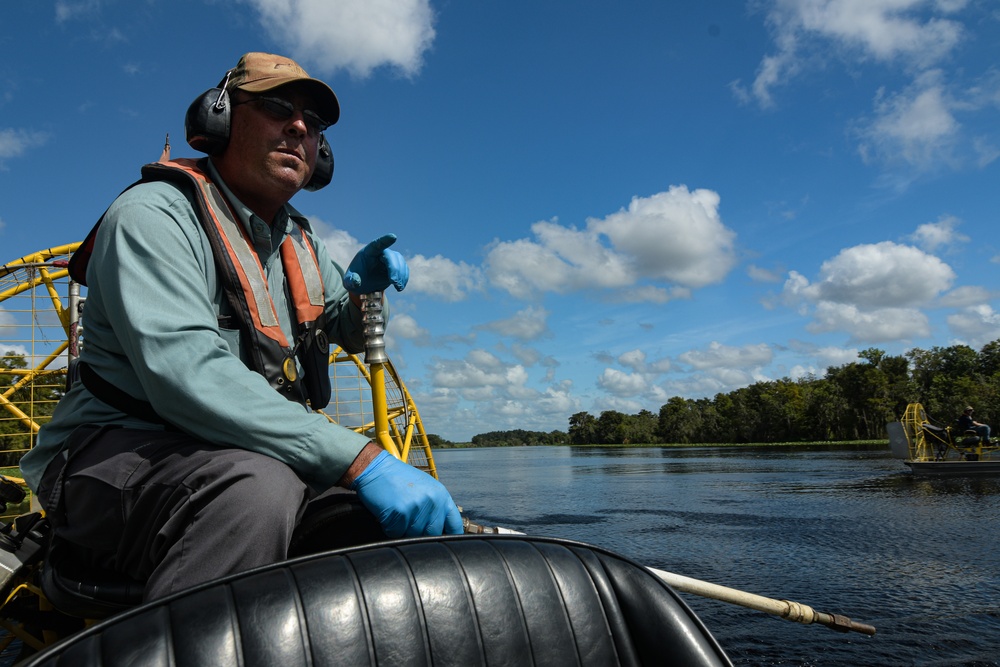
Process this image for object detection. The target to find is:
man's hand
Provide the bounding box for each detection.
[351,450,463,538]
[343,234,409,294]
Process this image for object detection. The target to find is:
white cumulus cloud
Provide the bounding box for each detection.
[597,368,650,397]
[430,349,511,389]
[788,341,861,370]
[858,70,960,168]
[947,305,1000,347]
[808,302,931,342]
[740,0,966,108]
[906,215,969,251]
[387,313,430,344]
[485,186,736,301]
[678,342,773,371]
[782,239,956,342]
[938,286,995,308]
[589,187,737,287]
[0,129,50,162]
[243,0,436,78]
[477,306,550,341]
[406,254,483,301]
[786,241,954,308]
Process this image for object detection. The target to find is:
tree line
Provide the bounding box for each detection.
[436,340,1000,446]
[6,341,1000,452]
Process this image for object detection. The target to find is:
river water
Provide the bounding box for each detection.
[434,444,1000,667]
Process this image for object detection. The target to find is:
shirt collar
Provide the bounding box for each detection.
[204,158,313,239]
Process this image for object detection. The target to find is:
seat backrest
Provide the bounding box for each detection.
[22,535,731,667]
[40,536,145,619]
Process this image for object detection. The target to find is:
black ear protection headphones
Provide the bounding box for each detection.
[184,70,334,192]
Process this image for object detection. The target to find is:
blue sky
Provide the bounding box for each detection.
[2,1,999,441]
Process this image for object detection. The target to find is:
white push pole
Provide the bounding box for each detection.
[646,567,876,636]
[461,519,876,636]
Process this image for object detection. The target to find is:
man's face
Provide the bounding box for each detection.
[215,83,324,216]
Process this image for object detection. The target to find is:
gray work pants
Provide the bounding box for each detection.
[37,425,312,601]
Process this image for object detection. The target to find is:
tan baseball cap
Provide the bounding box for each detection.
[223,52,340,125]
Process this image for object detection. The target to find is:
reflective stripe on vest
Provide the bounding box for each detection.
[140,158,329,408]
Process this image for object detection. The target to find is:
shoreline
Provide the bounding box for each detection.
[434,440,888,449]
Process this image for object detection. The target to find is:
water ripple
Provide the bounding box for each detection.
[437,445,1000,666]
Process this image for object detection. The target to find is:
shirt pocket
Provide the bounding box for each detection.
[218,326,242,357]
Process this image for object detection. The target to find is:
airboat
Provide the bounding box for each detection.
[888,402,1000,475]
[1,243,874,665]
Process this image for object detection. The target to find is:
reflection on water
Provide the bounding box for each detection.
[436,445,1000,667]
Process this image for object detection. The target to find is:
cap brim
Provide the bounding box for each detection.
[237,77,340,126]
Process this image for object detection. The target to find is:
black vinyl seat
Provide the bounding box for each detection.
[40,536,145,620]
[21,535,732,667]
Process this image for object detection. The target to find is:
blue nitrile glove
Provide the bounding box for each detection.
[351,451,464,538]
[343,234,409,293]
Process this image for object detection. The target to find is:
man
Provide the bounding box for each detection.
[19,52,463,601]
[957,406,992,445]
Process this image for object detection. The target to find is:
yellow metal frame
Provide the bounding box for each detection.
[0,243,442,653]
[1,245,77,462]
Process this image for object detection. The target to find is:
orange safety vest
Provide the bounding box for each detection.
[70,158,332,413]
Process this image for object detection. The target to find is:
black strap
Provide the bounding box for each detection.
[79,361,172,428]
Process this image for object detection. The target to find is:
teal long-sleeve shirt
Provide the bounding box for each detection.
[20,160,373,492]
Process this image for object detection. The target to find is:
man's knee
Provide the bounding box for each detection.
[196,451,308,522]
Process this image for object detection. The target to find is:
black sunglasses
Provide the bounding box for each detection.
[235,95,330,133]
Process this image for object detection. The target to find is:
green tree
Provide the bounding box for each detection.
[720,387,761,443]
[568,411,597,444]
[858,347,886,366]
[802,378,849,440]
[624,409,658,444]
[977,340,1000,378]
[595,410,628,444]
[425,433,452,448]
[826,362,890,439]
[658,397,703,443]
[880,354,916,419]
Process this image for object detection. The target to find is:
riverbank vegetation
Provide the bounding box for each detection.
[5,342,999,452]
[433,341,1000,447]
